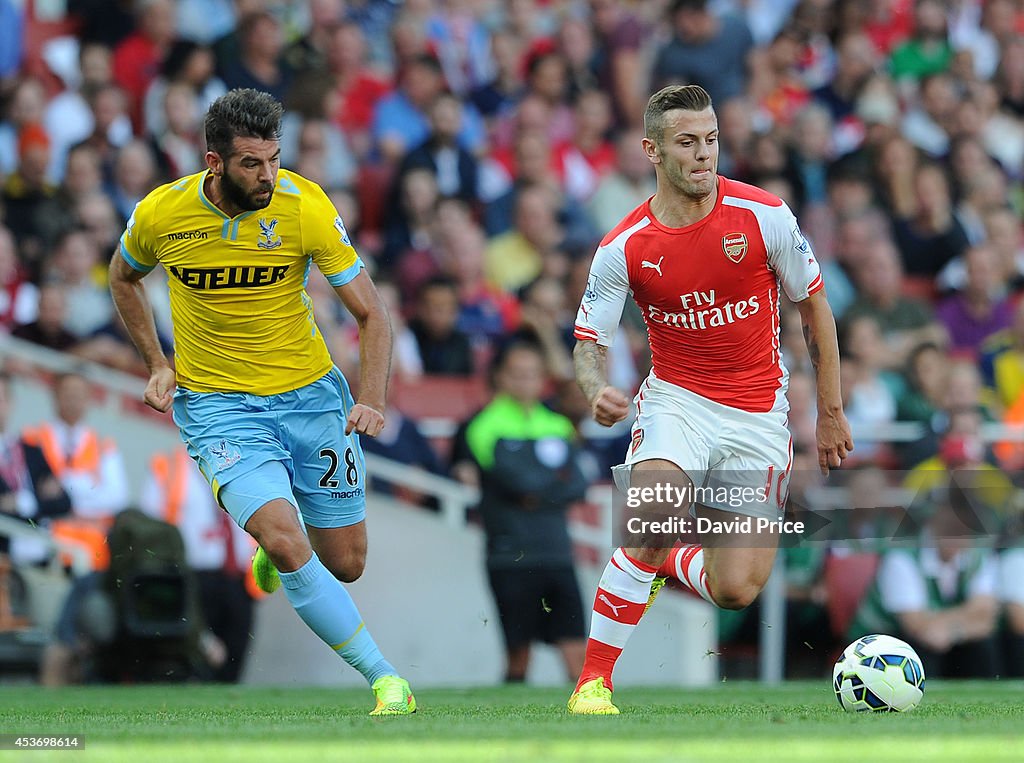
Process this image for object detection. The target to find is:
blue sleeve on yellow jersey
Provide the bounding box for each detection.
[119,195,159,273]
[299,178,364,287]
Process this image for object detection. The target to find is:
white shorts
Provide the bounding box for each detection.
[613,373,793,520]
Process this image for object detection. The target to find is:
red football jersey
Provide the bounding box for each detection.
[574,176,823,413]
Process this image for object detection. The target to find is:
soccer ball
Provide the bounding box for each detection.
[833,634,925,712]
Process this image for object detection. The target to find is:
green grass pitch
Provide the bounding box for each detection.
[1,681,1022,762]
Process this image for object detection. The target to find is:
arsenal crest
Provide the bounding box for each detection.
[722,232,747,263]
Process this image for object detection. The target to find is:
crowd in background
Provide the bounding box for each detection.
[3,0,1024,679]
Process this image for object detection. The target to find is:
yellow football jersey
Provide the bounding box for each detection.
[119,168,362,394]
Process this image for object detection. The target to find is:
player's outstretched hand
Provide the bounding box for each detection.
[144,365,176,412]
[592,385,630,427]
[346,403,384,437]
[816,409,854,475]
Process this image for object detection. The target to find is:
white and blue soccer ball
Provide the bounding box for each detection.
[833,634,926,713]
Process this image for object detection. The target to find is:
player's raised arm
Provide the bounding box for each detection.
[109,248,175,413]
[796,289,853,474]
[334,270,393,437]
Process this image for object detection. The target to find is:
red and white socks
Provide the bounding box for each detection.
[657,544,715,605]
[575,548,657,692]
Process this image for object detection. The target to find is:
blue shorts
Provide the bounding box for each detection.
[172,368,366,530]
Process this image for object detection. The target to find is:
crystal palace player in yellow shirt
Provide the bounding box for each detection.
[109,88,415,715]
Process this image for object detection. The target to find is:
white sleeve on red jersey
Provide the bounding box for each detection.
[574,242,630,347]
[762,202,824,302]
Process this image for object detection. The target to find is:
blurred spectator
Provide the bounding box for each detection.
[0,225,37,333]
[896,342,949,426]
[839,314,900,461]
[893,162,970,277]
[849,485,999,679]
[11,283,80,353]
[748,25,811,131]
[221,11,291,104]
[74,192,122,259]
[587,0,647,127]
[425,0,494,97]
[484,128,561,236]
[395,92,480,204]
[844,238,944,368]
[651,0,754,105]
[469,28,524,122]
[112,0,178,130]
[2,123,57,268]
[43,43,130,185]
[499,52,576,149]
[106,140,159,223]
[902,72,958,157]
[517,276,574,384]
[552,89,616,203]
[22,372,129,573]
[889,0,953,82]
[995,36,1024,118]
[905,403,1012,509]
[409,277,475,376]
[442,222,520,348]
[372,53,485,164]
[71,83,132,183]
[586,128,656,235]
[485,183,564,293]
[382,166,442,282]
[324,20,391,161]
[47,228,113,339]
[282,0,346,76]
[279,80,357,190]
[451,340,588,682]
[0,78,47,179]
[374,280,423,382]
[787,101,835,211]
[935,244,1013,356]
[148,83,205,179]
[812,31,878,127]
[60,145,105,212]
[555,17,598,102]
[139,447,257,682]
[0,371,71,566]
[142,40,226,139]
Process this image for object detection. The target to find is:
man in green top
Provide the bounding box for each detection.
[849,485,999,677]
[452,340,589,683]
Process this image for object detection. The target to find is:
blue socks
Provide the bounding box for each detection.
[278,554,396,686]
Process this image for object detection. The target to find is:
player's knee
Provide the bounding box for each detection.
[250,524,311,571]
[711,582,760,611]
[328,554,365,583]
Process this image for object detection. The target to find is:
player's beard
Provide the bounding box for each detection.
[221,168,274,211]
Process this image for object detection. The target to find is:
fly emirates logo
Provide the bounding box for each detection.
[646,289,760,331]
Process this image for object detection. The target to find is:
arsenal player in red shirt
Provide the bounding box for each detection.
[568,84,853,714]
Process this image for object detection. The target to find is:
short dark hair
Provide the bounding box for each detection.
[204,88,284,158]
[643,84,713,142]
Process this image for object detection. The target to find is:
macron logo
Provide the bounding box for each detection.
[599,594,628,618]
[641,256,664,277]
[166,230,209,240]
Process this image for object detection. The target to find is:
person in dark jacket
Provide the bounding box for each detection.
[452,340,588,682]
